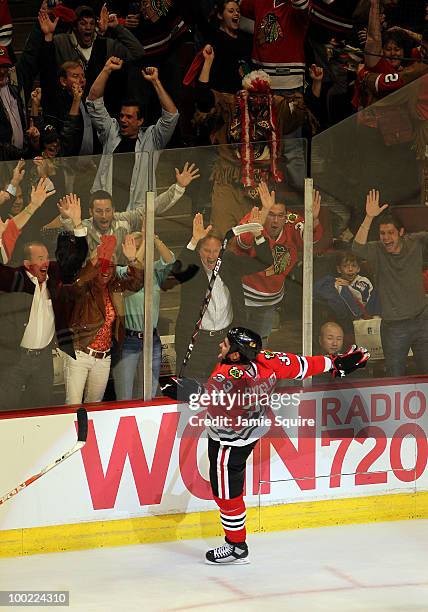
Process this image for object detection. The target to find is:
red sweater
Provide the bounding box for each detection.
[240,0,309,90]
[235,210,323,307]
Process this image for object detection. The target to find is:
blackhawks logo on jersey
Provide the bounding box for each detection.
[229,366,244,379]
[262,351,276,359]
[257,13,283,46]
[273,244,291,275]
[265,244,291,277]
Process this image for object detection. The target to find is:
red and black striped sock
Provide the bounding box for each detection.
[213,494,246,544]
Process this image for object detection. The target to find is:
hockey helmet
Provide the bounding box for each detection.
[226,327,262,363]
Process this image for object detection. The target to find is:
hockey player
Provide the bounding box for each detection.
[162,327,369,565]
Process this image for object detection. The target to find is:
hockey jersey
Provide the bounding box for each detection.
[202,350,329,445]
[240,0,309,90]
[309,0,358,41]
[236,210,323,307]
[367,62,428,98]
[360,60,428,131]
[123,0,198,58]
[353,57,396,113]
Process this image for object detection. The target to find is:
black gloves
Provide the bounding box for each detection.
[330,345,370,378]
[160,376,204,401]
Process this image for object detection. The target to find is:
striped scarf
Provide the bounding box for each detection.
[236,89,283,188]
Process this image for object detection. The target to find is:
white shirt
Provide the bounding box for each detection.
[200,268,233,331]
[20,226,88,349]
[20,273,55,350]
[186,241,234,330]
[77,43,92,62]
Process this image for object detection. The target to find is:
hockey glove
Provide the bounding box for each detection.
[160,376,204,401]
[330,345,370,378]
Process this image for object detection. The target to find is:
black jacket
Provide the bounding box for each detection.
[0,232,88,368]
[40,40,101,156]
[173,239,273,346]
[0,26,44,150]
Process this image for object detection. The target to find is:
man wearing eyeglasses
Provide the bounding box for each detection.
[235,181,322,345]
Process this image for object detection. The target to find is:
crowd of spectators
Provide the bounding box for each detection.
[0,0,427,410]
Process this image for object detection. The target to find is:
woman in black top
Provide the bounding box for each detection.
[204,1,252,94]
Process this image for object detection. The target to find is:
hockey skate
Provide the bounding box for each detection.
[205,539,249,565]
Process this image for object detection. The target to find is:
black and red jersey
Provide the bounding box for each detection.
[240,0,309,90]
[236,211,323,307]
[309,0,358,41]
[202,351,329,446]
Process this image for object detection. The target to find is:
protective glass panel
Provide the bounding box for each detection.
[0,151,147,411]
[312,74,428,382]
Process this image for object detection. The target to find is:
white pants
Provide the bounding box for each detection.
[64,350,111,405]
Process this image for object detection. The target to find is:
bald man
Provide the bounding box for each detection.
[319,322,344,356]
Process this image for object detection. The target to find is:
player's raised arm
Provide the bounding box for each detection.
[258,346,369,380]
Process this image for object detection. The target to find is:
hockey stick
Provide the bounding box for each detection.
[178,222,263,377]
[0,408,88,506]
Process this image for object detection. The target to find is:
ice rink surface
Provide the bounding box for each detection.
[0,520,427,612]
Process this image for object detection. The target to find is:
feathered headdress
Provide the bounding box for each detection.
[241,69,272,93]
[238,70,283,187]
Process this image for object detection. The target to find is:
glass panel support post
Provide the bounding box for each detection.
[143,190,155,401]
[302,178,314,387]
